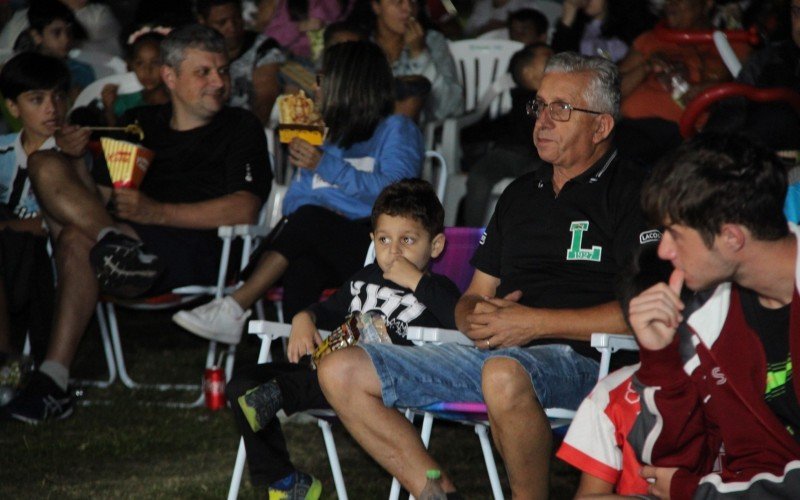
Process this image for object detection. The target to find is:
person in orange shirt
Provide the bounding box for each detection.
[618,0,751,125]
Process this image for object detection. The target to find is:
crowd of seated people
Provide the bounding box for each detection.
[0,0,799,499]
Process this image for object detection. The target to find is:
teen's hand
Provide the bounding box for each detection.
[628,270,685,351]
[288,312,322,363]
[101,84,119,112]
[113,188,165,224]
[383,255,423,291]
[640,466,678,499]
[289,138,322,170]
[404,17,426,57]
[55,124,91,158]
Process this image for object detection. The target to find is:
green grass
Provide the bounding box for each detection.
[1,307,580,499]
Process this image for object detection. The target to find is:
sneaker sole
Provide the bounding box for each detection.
[172,311,243,345]
[90,242,164,298]
[9,404,73,425]
[306,478,322,500]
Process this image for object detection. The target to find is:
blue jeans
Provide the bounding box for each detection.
[359,343,599,410]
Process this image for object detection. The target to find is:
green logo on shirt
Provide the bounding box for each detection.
[566,221,602,262]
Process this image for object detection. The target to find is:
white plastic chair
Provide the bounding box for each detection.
[69,48,127,79]
[439,40,522,225]
[482,176,516,227]
[477,28,509,40]
[71,72,143,111]
[94,202,272,406]
[228,241,378,499]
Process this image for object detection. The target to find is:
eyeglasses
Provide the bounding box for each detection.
[526,99,604,122]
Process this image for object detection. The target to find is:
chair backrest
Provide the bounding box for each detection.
[448,39,523,119]
[69,48,127,79]
[264,181,289,230]
[423,150,448,203]
[476,28,509,40]
[71,72,143,111]
[430,227,484,293]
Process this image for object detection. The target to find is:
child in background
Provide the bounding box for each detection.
[0,52,91,412]
[226,179,461,499]
[26,0,95,96]
[556,244,673,497]
[101,27,170,126]
[461,42,552,227]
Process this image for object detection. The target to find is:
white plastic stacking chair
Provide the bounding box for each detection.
[438,40,522,225]
[94,201,272,407]
[71,71,142,111]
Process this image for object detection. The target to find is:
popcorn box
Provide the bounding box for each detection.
[100,137,155,189]
[277,124,325,146]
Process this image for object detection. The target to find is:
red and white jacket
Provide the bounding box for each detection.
[558,364,650,495]
[630,229,800,499]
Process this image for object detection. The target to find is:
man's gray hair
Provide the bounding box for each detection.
[544,52,620,121]
[161,24,227,69]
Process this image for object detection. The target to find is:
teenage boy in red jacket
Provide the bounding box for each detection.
[628,133,800,499]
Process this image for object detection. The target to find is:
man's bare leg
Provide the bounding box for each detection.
[229,250,288,308]
[28,151,114,239]
[482,357,551,500]
[43,226,98,368]
[318,348,458,496]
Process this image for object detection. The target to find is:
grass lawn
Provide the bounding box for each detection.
[1,306,581,499]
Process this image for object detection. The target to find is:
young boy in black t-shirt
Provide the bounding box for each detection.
[226,178,461,499]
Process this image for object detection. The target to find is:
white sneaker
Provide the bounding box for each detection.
[172,297,252,344]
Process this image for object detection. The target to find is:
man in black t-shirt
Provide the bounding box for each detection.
[319,52,657,498]
[2,25,271,424]
[627,134,800,498]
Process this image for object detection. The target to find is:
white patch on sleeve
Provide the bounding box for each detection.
[312,156,375,190]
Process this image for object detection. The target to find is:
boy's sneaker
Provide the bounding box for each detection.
[89,232,163,298]
[238,379,283,433]
[268,471,322,500]
[172,297,251,344]
[2,371,73,424]
[0,353,34,406]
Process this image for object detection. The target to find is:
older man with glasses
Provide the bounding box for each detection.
[318,52,657,499]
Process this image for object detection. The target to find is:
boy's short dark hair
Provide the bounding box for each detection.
[509,42,549,87]
[0,52,70,100]
[371,179,445,237]
[642,132,789,247]
[508,8,549,37]
[195,0,241,19]
[28,0,85,39]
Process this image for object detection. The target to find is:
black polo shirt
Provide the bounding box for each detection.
[471,148,659,357]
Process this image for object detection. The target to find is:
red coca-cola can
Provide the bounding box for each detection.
[204,366,226,411]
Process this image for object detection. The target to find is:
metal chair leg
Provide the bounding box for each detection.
[318,418,348,500]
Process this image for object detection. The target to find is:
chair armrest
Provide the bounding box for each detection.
[217,224,271,239]
[406,327,474,346]
[248,320,332,339]
[590,332,639,352]
[591,332,639,379]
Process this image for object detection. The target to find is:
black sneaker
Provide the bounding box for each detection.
[89,232,163,298]
[2,371,73,424]
[239,379,283,433]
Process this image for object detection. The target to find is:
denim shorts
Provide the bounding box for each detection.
[359,342,599,410]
